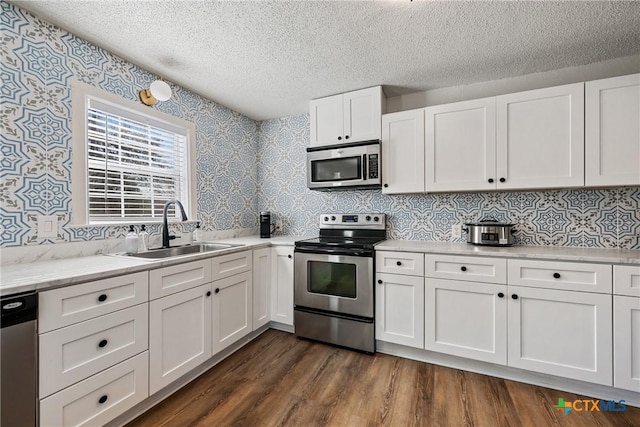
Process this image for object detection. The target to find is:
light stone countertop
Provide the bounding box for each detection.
[376,240,640,265]
[0,235,305,296]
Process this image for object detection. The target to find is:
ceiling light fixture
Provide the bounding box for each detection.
[139,79,172,106]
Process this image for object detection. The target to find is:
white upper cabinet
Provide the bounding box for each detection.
[310,86,385,147]
[425,98,497,192]
[496,83,585,190]
[586,73,640,187]
[381,109,425,194]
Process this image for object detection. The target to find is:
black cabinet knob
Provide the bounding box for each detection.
[383,184,388,188]
[396,261,402,266]
[498,292,504,298]
[345,135,349,139]
[337,136,342,141]
[511,294,518,300]
[288,254,292,259]
[97,294,107,302]
[377,280,382,284]
[215,288,220,294]
[98,395,108,404]
[499,178,506,183]
[488,178,494,183]
[98,339,108,348]
[460,266,467,272]
[206,291,212,297]
[553,272,561,279]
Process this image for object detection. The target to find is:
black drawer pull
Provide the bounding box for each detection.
[498,292,504,298]
[97,294,107,302]
[511,294,518,300]
[460,266,467,272]
[288,254,292,259]
[98,395,108,404]
[377,280,382,284]
[206,291,212,297]
[488,178,494,183]
[553,272,561,279]
[396,261,402,266]
[98,339,108,348]
[215,288,220,294]
[499,178,506,183]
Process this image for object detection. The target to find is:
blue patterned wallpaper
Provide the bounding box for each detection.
[1,2,258,247]
[3,2,639,251]
[257,114,640,249]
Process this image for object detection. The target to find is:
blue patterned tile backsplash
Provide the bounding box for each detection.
[2,2,639,250]
[257,115,640,250]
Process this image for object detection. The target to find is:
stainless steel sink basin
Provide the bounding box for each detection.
[114,243,242,259]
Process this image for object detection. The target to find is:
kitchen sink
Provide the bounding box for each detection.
[113,243,243,259]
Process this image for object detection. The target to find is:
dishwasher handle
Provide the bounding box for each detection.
[1,291,37,328]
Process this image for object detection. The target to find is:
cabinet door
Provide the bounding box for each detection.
[375,272,424,348]
[613,295,640,392]
[253,248,272,330]
[271,246,294,325]
[343,86,383,143]
[149,285,212,395]
[381,109,425,194]
[496,83,584,189]
[586,73,640,187]
[425,98,497,192]
[507,286,612,385]
[212,271,253,354]
[425,279,507,364]
[310,94,343,146]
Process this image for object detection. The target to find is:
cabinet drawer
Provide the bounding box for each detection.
[614,265,640,297]
[39,303,148,398]
[211,250,252,281]
[376,251,424,276]
[508,260,612,293]
[425,254,506,284]
[40,352,148,427]
[149,259,212,299]
[39,272,148,333]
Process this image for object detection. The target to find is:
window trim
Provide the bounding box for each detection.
[71,80,197,225]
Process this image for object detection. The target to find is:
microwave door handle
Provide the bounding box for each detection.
[362,154,367,180]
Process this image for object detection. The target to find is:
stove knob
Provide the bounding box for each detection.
[323,216,329,222]
[373,216,379,222]
[331,216,336,221]
[366,216,371,221]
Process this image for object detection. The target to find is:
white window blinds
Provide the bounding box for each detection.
[86,100,189,222]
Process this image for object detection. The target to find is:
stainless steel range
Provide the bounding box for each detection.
[294,213,386,353]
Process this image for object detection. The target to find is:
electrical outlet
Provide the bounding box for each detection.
[38,215,58,238]
[451,224,462,240]
[275,219,283,232]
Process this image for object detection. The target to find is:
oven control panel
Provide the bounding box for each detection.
[319,213,386,229]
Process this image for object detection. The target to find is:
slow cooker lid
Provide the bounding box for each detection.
[465,221,514,226]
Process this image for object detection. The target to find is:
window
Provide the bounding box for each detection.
[71,81,196,225]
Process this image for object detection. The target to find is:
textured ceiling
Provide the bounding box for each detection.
[11,0,640,121]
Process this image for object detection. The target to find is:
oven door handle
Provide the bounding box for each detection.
[294,247,373,257]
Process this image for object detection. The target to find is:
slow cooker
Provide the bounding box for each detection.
[463,221,515,246]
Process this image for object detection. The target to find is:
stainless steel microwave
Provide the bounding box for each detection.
[306,140,381,190]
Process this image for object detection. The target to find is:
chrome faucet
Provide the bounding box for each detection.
[162,199,188,248]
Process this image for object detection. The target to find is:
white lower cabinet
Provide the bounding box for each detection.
[507,285,612,385]
[252,248,272,330]
[270,246,294,325]
[40,352,148,427]
[375,272,424,348]
[425,278,507,365]
[614,295,640,392]
[212,271,253,354]
[149,284,212,395]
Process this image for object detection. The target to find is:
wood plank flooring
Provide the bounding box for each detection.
[127,330,640,427]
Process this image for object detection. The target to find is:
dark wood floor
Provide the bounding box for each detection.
[127,330,640,427]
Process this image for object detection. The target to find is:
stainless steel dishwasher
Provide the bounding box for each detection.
[1,291,38,427]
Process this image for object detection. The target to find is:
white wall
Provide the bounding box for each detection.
[386,54,640,113]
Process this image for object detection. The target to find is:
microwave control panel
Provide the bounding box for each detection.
[368,154,379,179]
